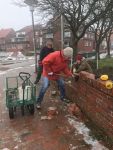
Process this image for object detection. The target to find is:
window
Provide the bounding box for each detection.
[84,41,92,47]
[11,38,15,42]
[40,37,42,46]
[64,41,70,47]
[84,41,88,46]
[35,32,38,35]
[64,31,71,38]
[91,35,94,39]
[84,34,88,38]
[46,33,53,38]
[89,42,92,46]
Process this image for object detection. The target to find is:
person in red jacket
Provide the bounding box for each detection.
[36,47,73,109]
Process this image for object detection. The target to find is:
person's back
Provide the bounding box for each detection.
[40,45,54,61]
[77,59,93,73]
[72,54,93,74]
[42,50,71,80]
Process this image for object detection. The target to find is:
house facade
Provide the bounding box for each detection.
[0,25,43,55]
[0,29,15,51]
[51,16,95,52]
[0,19,112,56]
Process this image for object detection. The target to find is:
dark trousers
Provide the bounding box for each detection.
[35,65,43,82]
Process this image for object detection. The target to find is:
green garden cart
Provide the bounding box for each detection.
[6,72,36,119]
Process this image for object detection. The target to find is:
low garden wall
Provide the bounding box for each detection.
[65,71,113,140]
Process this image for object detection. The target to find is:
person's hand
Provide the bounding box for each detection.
[48,72,54,76]
[71,74,75,78]
[73,73,79,76]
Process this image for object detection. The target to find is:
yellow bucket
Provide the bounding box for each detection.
[105,81,113,89]
[100,75,108,81]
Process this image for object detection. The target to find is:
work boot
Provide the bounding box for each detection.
[34,80,39,84]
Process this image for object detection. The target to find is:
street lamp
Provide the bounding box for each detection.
[61,14,64,49]
[24,0,37,73]
[29,6,37,73]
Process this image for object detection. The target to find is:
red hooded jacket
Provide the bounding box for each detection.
[42,51,72,80]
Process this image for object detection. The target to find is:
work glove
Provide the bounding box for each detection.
[73,73,79,81]
[48,72,54,76]
[73,73,79,76]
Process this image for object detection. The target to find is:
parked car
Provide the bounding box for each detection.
[4,57,16,61]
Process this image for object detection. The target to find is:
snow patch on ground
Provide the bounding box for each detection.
[0,71,6,75]
[28,56,34,60]
[68,116,108,150]
[0,64,35,76]
[7,67,23,72]
[90,50,113,59]
[30,64,35,67]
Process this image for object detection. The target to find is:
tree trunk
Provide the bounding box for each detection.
[72,39,78,63]
[106,33,111,58]
[95,43,101,69]
[95,43,100,60]
[106,42,111,58]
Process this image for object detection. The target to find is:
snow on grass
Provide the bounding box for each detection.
[68,116,108,150]
[90,50,113,59]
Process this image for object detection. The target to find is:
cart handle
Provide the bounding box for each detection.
[19,72,31,82]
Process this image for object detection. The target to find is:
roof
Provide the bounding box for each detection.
[0,28,15,38]
[17,24,43,33]
[17,25,32,33]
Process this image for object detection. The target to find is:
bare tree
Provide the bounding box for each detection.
[13,0,113,61]
[34,0,113,60]
[93,19,113,59]
[91,8,113,60]
[105,29,113,58]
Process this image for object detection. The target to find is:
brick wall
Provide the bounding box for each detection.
[65,71,113,140]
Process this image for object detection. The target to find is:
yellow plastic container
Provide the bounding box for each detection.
[100,75,108,81]
[105,81,113,89]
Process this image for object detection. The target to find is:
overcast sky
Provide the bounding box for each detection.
[0,0,33,31]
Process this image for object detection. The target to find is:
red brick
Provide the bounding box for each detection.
[65,74,113,140]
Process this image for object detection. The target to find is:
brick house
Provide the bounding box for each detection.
[42,17,111,56]
[0,28,15,51]
[0,25,43,55]
[78,29,95,53]
[11,24,43,54]
[51,16,95,52]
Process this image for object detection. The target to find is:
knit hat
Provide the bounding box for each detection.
[76,54,83,61]
[63,47,73,58]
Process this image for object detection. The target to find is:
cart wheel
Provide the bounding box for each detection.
[21,106,24,116]
[9,107,14,119]
[28,104,34,115]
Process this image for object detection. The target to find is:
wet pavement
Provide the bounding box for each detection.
[0,62,109,150]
